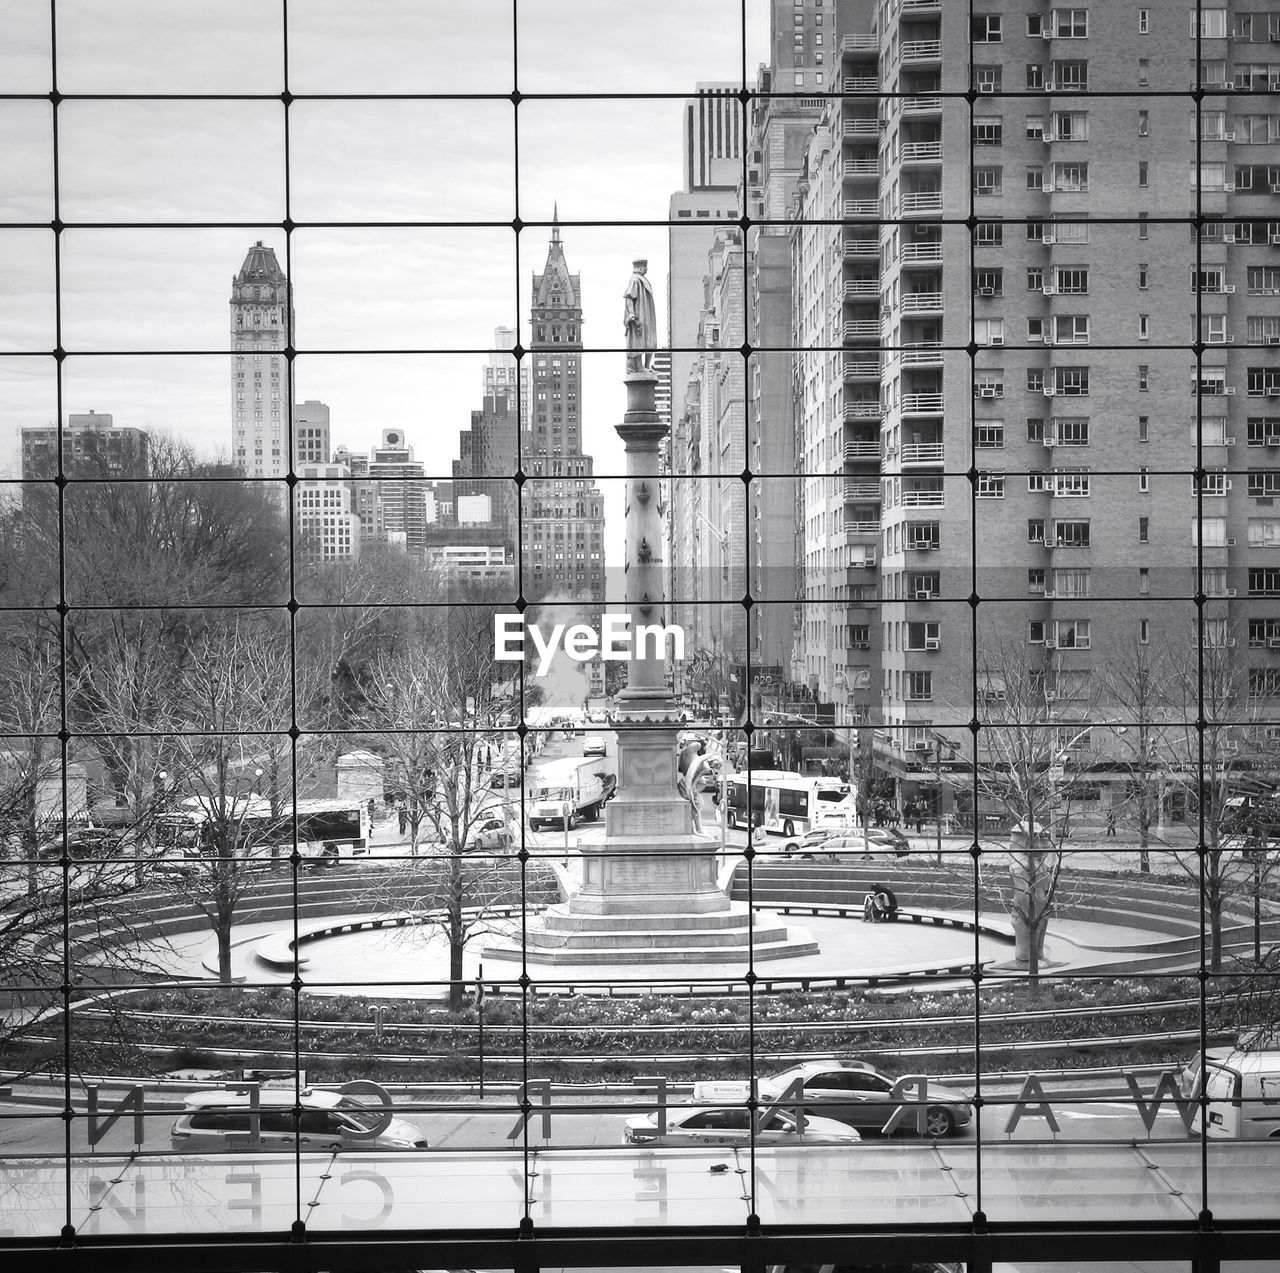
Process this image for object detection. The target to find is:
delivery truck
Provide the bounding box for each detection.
[527,756,612,831]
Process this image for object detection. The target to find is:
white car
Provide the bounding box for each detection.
[170,1088,427,1151]
[582,735,607,758]
[623,1104,861,1147]
[695,1060,971,1139]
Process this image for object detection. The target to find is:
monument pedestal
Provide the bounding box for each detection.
[484,359,817,970]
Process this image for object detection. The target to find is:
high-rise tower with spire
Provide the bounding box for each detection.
[523,213,606,621]
[230,241,293,482]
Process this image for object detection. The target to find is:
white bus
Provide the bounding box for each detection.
[723,771,857,837]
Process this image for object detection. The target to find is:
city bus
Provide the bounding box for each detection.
[723,771,857,837]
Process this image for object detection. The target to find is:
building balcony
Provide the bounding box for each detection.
[843,278,879,299]
[902,0,942,11]
[842,197,878,217]
[845,399,884,419]
[845,479,883,501]
[901,488,946,508]
[842,75,880,93]
[901,291,943,313]
[902,95,943,115]
[901,442,945,465]
[843,158,880,181]
[843,355,881,381]
[899,240,943,264]
[841,33,879,54]
[901,190,944,215]
[899,342,944,366]
[843,118,880,138]
[901,140,942,163]
[902,392,945,413]
[900,39,942,64]
[844,439,881,460]
[844,517,880,536]
[843,235,880,257]
[843,319,882,342]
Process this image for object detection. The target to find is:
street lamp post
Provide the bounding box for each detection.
[927,732,958,865]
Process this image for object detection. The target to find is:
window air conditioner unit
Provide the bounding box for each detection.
[1221,83,1234,91]
[990,334,1005,345]
[979,286,996,296]
[914,589,936,600]
[924,636,941,649]
[1225,437,1237,445]
[1226,537,1238,545]
[1042,284,1056,295]
[1223,285,1236,293]
[1042,589,1056,599]
[1226,638,1238,648]
[1042,232,1056,244]
[1271,234,1280,245]
[1044,437,1057,447]
[1042,182,1056,193]
[979,82,995,93]
[980,386,998,398]
[1225,386,1237,394]
[1044,385,1057,396]
[1223,132,1236,141]
[1226,588,1238,597]
[1269,638,1280,649]
[1266,434,1280,445]
[1223,234,1236,244]
[1270,389,1280,397]
[1044,638,1057,648]
[1267,336,1280,345]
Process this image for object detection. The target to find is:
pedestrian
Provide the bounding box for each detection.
[915,803,925,835]
[1106,806,1117,837]
[396,798,407,836]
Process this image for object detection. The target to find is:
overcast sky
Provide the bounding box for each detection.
[0,0,773,563]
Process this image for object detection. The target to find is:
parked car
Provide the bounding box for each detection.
[470,816,516,851]
[779,826,909,860]
[170,1088,427,1151]
[582,735,607,758]
[623,1104,861,1147]
[35,826,120,861]
[694,1060,971,1139]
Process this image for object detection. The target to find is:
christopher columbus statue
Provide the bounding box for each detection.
[623,259,658,373]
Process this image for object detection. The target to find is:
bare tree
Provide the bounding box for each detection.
[1100,638,1178,873]
[970,637,1099,989]
[1166,629,1273,972]
[362,605,525,1009]
[164,616,308,984]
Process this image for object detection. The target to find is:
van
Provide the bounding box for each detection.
[170,1088,428,1151]
[1190,1048,1280,1139]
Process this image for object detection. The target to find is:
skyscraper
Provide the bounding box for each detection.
[791,0,1280,815]
[523,216,606,612]
[369,427,430,553]
[230,242,293,482]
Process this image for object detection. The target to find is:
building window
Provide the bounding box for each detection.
[1139,160,1149,187]
[906,672,933,701]
[1138,110,1149,136]
[1028,518,1045,542]
[1139,314,1150,340]
[1138,263,1149,289]
[1139,8,1149,33]
[972,14,1002,42]
[973,118,1003,145]
[1139,365,1150,391]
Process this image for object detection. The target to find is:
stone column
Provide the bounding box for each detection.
[570,370,728,915]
